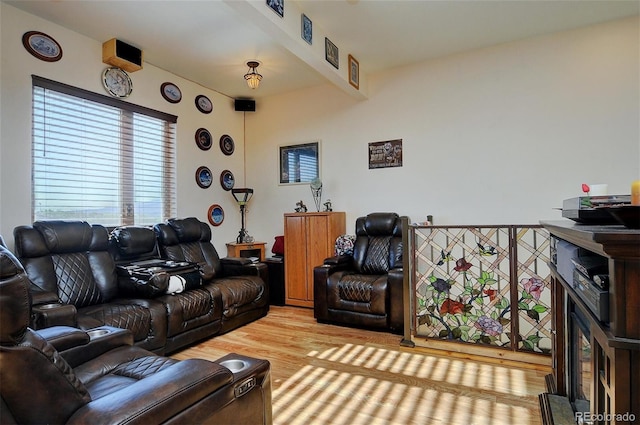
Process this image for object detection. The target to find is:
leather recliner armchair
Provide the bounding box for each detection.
[0,238,274,425]
[154,217,270,334]
[313,212,409,333]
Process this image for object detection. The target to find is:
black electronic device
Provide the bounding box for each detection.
[573,269,609,322]
[234,99,256,112]
[561,195,630,224]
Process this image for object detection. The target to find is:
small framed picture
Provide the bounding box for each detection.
[22,31,63,62]
[220,134,235,156]
[279,141,320,185]
[195,128,212,151]
[301,14,312,45]
[160,82,182,103]
[348,55,359,90]
[207,204,225,226]
[220,169,235,191]
[195,95,213,114]
[325,38,338,69]
[195,166,213,188]
[267,0,284,17]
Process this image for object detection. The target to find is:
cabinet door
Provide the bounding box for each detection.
[306,215,330,298]
[284,215,308,303]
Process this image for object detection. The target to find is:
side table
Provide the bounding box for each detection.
[226,242,266,261]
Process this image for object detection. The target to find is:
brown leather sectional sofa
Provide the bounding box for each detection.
[12,217,270,355]
[0,237,272,424]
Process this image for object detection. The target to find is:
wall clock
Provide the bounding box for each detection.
[102,67,132,98]
[160,82,182,103]
[22,31,63,62]
[195,95,213,114]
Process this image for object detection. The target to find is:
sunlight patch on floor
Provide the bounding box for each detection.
[272,343,537,425]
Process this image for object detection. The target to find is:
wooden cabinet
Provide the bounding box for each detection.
[284,212,346,308]
[540,221,640,424]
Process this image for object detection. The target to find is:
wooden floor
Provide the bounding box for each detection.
[173,306,550,425]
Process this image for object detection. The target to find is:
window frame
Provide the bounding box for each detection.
[31,75,178,226]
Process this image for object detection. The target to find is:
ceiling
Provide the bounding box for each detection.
[6,0,639,100]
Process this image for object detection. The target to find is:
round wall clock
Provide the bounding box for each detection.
[195,95,213,114]
[160,82,182,103]
[207,204,224,226]
[219,134,235,156]
[195,166,213,188]
[102,67,132,98]
[22,31,63,62]
[220,169,235,191]
[195,128,212,151]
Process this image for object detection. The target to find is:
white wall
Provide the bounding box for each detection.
[0,4,247,253]
[2,5,638,256]
[245,16,640,248]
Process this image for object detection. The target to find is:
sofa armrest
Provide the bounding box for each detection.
[221,259,268,282]
[388,267,404,332]
[31,302,77,329]
[323,254,352,267]
[67,359,233,425]
[35,326,89,352]
[60,326,134,368]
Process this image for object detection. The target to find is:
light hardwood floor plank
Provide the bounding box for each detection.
[172,306,549,425]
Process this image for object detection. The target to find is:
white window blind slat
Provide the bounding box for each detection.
[32,80,176,226]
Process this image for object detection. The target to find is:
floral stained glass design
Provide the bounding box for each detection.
[411,225,551,354]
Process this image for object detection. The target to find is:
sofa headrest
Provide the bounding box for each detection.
[356,213,401,237]
[168,217,210,243]
[110,226,157,257]
[0,244,31,345]
[33,221,94,254]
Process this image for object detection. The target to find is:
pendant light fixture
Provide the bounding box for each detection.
[244,61,262,89]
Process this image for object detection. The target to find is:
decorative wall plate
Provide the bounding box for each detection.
[207,204,224,226]
[220,169,235,191]
[195,95,213,114]
[195,166,213,188]
[195,128,212,151]
[160,82,182,103]
[219,134,235,156]
[22,31,63,62]
[102,67,133,98]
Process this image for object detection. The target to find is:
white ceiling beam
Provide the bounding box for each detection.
[224,0,368,100]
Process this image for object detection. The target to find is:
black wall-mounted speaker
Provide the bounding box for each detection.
[235,99,256,112]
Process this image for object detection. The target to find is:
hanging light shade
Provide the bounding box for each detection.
[244,61,262,89]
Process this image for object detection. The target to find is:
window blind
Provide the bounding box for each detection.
[32,76,177,226]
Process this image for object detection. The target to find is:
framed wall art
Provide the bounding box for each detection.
[207,204,225,226]
[279,141,320,184]
[348,54,359,90]
[267,0,284,17]
[195,128,212,151]
[160,82,182,103]
[195,166,213,188]
[195,95,213,114]
[220,134,235,156]
[368,139,403,169]
[301,14,312,45]
[220,169,235,191]
[325,38,338,69]
[22,31,62,62]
